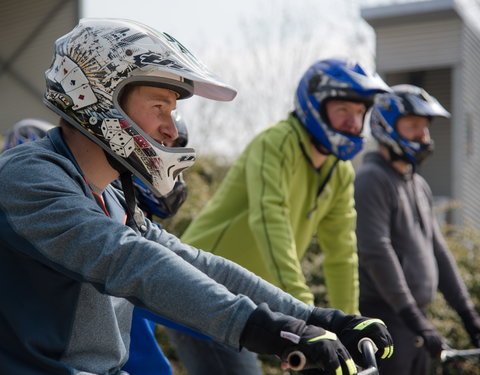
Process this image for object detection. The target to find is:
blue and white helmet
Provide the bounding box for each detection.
[294,59,390,160]
[44,18,236,196]
[371,84,450,165]
[3,118,54,151]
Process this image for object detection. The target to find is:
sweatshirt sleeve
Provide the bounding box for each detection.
[0,149,313,349]
[242,128,314,304]
[354,166,417,312]
[145,224,314,319]
[316,163,359,314]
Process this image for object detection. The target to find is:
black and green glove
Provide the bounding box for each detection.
[240,303,357,374]
[307,308,394,368]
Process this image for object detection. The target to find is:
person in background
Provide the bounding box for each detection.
[0,19,393,375]
[355,84,480,375]
[171,58,391,374]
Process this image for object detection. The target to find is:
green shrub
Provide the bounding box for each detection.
[428,224,480,375]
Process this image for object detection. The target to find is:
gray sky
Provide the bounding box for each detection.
[81,0,410,60]
[81,0,424,156]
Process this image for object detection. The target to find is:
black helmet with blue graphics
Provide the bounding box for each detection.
[371,84,450,165]
[294,58,390,160]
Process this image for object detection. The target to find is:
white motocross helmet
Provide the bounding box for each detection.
[44,18,237,196]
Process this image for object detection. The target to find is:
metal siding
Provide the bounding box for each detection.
[375,18,462,72]
[0,0,79,134]
[459,24,480,226]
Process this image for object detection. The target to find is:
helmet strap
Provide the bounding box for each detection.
[311,137,331,156]
[105,152,146,232]
[385,145,416,173]
[120,171,147,232]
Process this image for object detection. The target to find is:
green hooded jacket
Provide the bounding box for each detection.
[182,114,359,313]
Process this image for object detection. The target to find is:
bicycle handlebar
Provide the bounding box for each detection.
[286,350,308,371]
[286,338,379,374]
[440,347,480,362]
[358,338,379,375]
[415,335,480,362]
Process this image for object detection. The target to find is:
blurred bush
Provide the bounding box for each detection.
[428,223,480,375]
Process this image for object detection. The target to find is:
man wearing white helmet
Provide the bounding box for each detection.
[0,19,392,375]
[355,84,480,374]
[175,58,392,374]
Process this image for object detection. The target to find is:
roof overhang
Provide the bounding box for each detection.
[361,0,460,27]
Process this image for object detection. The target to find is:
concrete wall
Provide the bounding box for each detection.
[0,0,79,135]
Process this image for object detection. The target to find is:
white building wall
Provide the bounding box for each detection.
[375,17,462,72]
[458,24,480,226]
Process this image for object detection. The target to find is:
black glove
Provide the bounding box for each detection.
[240,303,357,374]
[458,308,480,347]
[307,308,394,368]
[399,304,445,358]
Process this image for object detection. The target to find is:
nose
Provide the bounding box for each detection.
[419,127,430,143]
[343,113,363,135]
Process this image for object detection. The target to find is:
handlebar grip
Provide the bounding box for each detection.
[358,338,378,370]
[287,339,381,373]
[287,350,307,371]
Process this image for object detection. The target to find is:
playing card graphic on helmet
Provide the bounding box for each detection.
[44,18,237,196]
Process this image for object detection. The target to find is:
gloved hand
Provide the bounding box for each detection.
[240,303,357,374]
[399,304,445,358]
[307,307,393,369]
[458,308,480,347]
